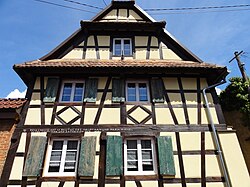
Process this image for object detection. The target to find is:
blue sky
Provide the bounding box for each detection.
[0,0,250,98]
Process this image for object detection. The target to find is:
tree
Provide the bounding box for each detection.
[219,77,250,128]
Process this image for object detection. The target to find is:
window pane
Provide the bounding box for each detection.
[127,161,138,171]
[139,83,148,101]
[127,150,137,160]
[142,161,153,171]
[114,40,121,55]
[61,83,72,101]
[127,140,137,149]
[141,140,151,149]
[65,151,77,161]
[67,141,78,150]
[127,83,136,101]
[124,40,131,55]
[73,83,84,101]
[64,162,76,172]
[52,141,63,150]
[50,151,62,161]
[142,150,152,160]
[48,164,60,172]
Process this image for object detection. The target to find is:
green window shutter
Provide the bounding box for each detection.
[23,136,47,177]
[157,136,176,176]
[106,136,123,176]
[84,78,98,102]
[112,78,125,102]
[78,136,97,177]
[43,77,60,102]
[151,78,165,103]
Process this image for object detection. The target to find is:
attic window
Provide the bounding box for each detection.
[113,38,132,56]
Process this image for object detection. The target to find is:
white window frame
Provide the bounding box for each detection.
[43,138,80,177]
[126,80,150,102]
[59,80,85,102]
[124,138,157,175]
[113,38,132,56]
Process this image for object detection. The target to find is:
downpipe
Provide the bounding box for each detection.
[202,79,232,187]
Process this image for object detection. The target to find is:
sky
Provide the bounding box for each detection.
[0,0,250,98]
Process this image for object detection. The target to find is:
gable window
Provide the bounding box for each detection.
[60,81,85,102]
[44,139,80,177]
[124,138,157,175]
[126,81,149,102]
[113,38,132,56]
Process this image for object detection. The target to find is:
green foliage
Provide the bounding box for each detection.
[219,77,250,127]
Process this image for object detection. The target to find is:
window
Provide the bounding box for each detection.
[126,81,149,102]
[124,138,157,175]
[113,38,132,56]
[44,139,80,177]
[60,81,85,102]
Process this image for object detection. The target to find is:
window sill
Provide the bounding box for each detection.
[42,176,76,181]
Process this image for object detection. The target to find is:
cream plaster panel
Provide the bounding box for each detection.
[173,108,185,124]
[79,185,97,187]
[103,10,117,20]
[9,157,23,180]
[98,77,108,89]
[54,118,62,125]
[45,108,53,125]
[56,106,80,124]
[210,108,219,124]
[25,108,41,125]
[94,155,99,179]
[99,49,110,59]
[85,48,97,59]
[182,78,197,90]
[187,108,197,124]
[218,132,250,187]
[41,182,60,187]
[173,155,181,178]
[97,36,110,46]
[107,132,121,136]
[186,184,201,187]
[99,108,120,124]
[63,182,75,187]
[84,108,98,124]
[201,108,208,124]
[34,77,40,89]
[163,78,179,90]
[201,93,213,104]
[125,181,137,187]
[118,9,127,20]
[200,78,208,89]
[63,48,83,59]
[129,10,142,20]
[87,36,95,46]
[206,183,225,187]
[164,184,181,187]
[31,132,47,136]
[127,118,134,125]
[140,181,158,187]
[105,185,120,187]
[159,132,177,151]
[205,132,215,150]
[205,155,222,176]
[79,41,84,46]
[96,93,102,105]
[185,93,197,104]
[145,119,153,124]
[30,92,41,105]
[17,133,26,153]
[149,49,159,59]
[168,93,182,104]
[129,106,151,123]
[155,108,174,125]
[135,36,148,46]
[162,48,182,60]
[105,93,112,104]
[180,132,200,151]
[135,48,147,59]
[183,155,201,178]
[151,37,158,47]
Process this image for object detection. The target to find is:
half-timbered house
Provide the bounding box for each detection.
[1,0,249,187]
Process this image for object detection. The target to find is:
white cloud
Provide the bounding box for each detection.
[215,87,222,95]
[6,89,26,99]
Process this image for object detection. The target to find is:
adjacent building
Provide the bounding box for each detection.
[1,1,249,187]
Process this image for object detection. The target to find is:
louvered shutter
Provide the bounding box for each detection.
[23,136,47,177]
[106,136,123,176]
[43,77,60,102]
[151,78,165,103]
[157,136,175,176]
[112,78,125,102]
[84,78,98,102]
[78,136,97,177]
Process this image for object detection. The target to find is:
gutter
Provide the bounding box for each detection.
[202,79,232,187]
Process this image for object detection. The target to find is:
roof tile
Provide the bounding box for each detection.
[0,98,27,109]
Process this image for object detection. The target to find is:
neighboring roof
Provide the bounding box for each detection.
[14,59,223,69]
[0,98,27,109]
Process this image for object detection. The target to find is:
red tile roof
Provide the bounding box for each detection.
[14,59,225,69]
[0,98,27,109]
